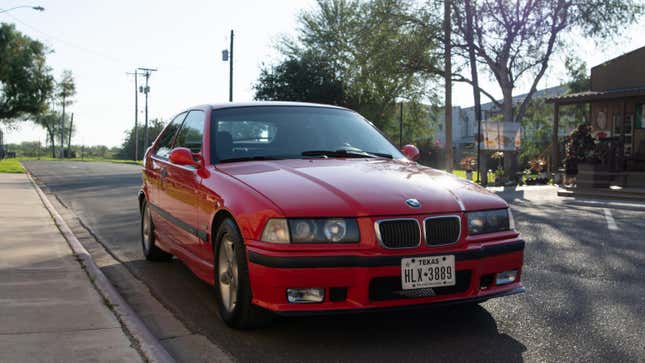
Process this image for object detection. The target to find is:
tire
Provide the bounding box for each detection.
[213,218,272,329]
[140,200,173,262]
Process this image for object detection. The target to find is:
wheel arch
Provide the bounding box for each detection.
[210,209,238,244]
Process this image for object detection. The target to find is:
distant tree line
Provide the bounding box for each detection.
[5,141,120,159]
[116,119,165,160]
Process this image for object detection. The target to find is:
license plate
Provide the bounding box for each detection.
[401,255,455,290]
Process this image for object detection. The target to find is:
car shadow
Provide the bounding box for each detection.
[116,258,526,363]
[263,304,527,362]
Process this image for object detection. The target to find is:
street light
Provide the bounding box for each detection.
[0,5,45,14]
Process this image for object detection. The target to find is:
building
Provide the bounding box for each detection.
[437,85,567,164]
[546,46,645,187]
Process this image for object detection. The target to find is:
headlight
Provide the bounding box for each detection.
[467,209,512,235]
[261,218,360,243]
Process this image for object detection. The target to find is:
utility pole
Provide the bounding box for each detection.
[222,30,234,102]
[229,30,234,102]
[444,0,453,172]
[127,70,139,160]
[60,94,66,158]
[138,67,157,153]
[464,0,484,184]
[399,102,404,147]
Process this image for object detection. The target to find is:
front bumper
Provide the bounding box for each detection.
[246,239,525,314]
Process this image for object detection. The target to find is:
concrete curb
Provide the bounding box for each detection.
[25,171,176,363]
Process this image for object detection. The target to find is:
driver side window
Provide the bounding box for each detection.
[174,110,205,153]
[155,112,186,159]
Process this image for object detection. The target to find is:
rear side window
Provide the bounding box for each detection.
[155,112,186,158]
[175,110,205,153]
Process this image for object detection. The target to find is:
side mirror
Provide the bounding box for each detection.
[169,147,200,167]
[400,144,420,161]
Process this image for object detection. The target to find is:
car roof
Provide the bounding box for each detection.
[198,101,350,112]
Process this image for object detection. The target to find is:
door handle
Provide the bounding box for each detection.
[160,168,168,178]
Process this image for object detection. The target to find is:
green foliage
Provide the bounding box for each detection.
[255,52,348,105]
[116,118,166,160]
[256,0,441,141]
[565,56,591,94]
[0,23,54,124]
[56,70,76,106]
[17,141,43,157]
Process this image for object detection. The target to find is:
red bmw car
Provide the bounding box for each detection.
[139,102,524,329]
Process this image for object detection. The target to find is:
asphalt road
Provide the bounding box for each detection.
[23,160,645,362]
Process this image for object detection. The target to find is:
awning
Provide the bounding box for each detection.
[545,86,645,105]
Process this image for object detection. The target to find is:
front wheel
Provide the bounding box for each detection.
[140,200,173,262]
[214,218,272,329]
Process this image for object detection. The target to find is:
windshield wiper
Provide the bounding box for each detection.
[218,156,286,163]
[301,149,392,159]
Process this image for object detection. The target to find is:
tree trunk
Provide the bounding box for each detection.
[501,85,513,123]
[444,0,453,171]
[49,130,56,158]
[464,0,483,185]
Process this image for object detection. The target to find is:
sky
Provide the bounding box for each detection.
[2,0,645,147]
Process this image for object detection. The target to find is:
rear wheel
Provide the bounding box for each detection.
[140,200,173,262]
[214,218,272,329]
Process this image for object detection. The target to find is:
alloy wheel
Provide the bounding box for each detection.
[218,236,238,313]
[142,205,151,252]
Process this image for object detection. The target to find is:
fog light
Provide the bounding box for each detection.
[286,288,325,303]
[496,270,518,285]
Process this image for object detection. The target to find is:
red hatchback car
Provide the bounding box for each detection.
[139,102,525,328]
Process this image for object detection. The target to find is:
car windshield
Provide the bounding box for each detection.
[210,106,404,163]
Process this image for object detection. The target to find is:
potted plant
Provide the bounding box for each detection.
[563,124,610,188]
[528,158,548,184]
[459,156,477,180]
[490,151,505,185]
[494,166,505,186]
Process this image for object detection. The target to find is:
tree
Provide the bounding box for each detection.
[0,23,54,125]
[255,52,349,105]
[451,0,643,125]
[33,110,75,158]
[55,70,76,157]
[257,0,442,141]
[563,56,591,127]
[117,118,165,160]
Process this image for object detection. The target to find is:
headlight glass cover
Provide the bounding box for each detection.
[467,209,512,235]
[261,218,360,243]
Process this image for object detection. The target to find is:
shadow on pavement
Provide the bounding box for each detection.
[113,258,526,363]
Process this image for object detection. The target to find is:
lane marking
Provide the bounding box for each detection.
[603,208,618,231]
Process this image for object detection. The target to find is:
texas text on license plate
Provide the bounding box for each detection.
[401,255,456,290]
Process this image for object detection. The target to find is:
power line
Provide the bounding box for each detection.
[1,12,128,65]
[2,12,192,72]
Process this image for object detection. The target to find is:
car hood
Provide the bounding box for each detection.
[216,158,507,217]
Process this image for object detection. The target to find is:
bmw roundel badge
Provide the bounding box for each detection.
[405,198,421,208]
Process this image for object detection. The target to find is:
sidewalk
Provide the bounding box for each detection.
[0,173,142,362]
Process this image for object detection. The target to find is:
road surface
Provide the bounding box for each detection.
[22,160,645,362]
